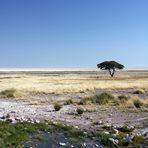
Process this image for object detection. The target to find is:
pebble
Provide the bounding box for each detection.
[59,142,66,146]
[124,134,133,142]
[103,131,110,135]
[82,143,86,147]
[11,111,16,113]
[142,129,148,137]
[109,138,119,145]
[35,119,40,123]
[98,120,103,125]
[109,113,113,117]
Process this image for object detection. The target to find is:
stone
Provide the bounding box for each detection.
[6,113,10,118]
[109,113,113,117]
[21,116,26,121]
[98,120,103,125]
[109,138,119,145]
[124,134,133,142]
[59,142,66,146]
[82,143,86,147]
[105,123,112,127]
[103,131,110,135]
[75,126,79,129]
[11,111,16,113]
[35,119,40,123]
[112,129,119,135]
[142,129,148,137]
[107,119,111,123]
[0,115,6,120]
[6,117,16,124]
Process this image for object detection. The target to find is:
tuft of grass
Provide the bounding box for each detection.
[118,95,129,104]
[133,135,144,143]
[64,99,73,105]
[133,89,145,94]
[77,107,84,115]
[54,103,62,111]
[80,93,115,106]
[85,108,97,113]
[0,89,16,98]
[117,125,134,133]
[78,99,87,105]
[96,132,116,147]
[92,93,115,105]
[133,99,143,108]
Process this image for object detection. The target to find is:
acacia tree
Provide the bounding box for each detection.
[97,61,124,77]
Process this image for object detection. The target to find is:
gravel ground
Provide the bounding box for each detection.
[0,98,148,130]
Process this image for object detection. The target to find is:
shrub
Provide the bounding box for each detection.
[133,99,143,108]
[133,89,145,94]
[96,132,115,147]
[78,99,87,105]
[77,108,84,115]
[0,89,16,98]
[112,99,120,106]
[118,95,129,104]
[133,135,144,143]
[93,93,114,105]
[118,126,134,133]
[65,99,73,105]
[54,103,62,111]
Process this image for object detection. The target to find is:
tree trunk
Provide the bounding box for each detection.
[109,68,115,77]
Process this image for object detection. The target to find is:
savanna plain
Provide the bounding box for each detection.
[0,70,148,148]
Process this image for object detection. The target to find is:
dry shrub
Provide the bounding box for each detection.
[65,99,73,105]
[92,93,115,105]
[118,95,130,104]
[77,107,84,115]
[133,99,143,108]
[54,103,62,111]
[133,89,145,94]
[0,89,16,98]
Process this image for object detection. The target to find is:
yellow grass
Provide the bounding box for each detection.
[0,71,148,95]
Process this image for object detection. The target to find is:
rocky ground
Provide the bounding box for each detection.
[0,89,148,147]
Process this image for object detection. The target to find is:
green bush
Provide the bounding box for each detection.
[0,89,16,98]
[133,99,143,108]
[96,132,115,147]
[133,135,144,143]
[54,103,62,111]
[77,108,84,115]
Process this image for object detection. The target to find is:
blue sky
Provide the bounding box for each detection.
[0,0,147,68]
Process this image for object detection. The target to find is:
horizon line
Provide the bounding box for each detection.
[0,67,147,71]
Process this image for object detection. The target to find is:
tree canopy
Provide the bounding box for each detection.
[97,61,124,77]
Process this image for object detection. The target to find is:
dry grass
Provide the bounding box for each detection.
[115,95,148,109]
[0,71,147,95]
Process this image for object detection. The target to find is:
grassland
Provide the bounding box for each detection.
[0,70,148,147]
[0,70,148,95]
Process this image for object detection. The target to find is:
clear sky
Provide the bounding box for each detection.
[0,0,147,68]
